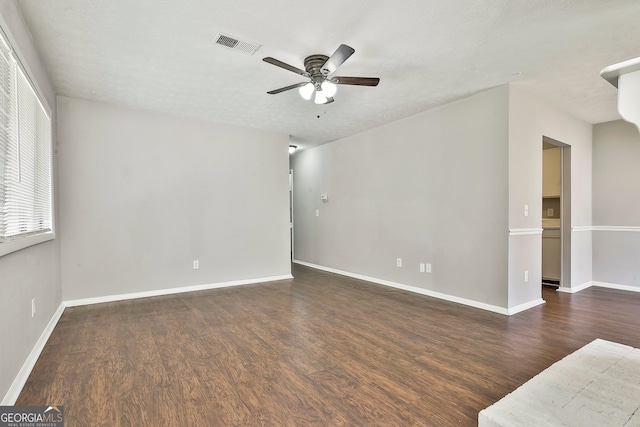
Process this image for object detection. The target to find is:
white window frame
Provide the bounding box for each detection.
[0,25,54,258]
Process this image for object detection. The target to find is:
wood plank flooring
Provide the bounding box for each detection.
[17,264,640,426]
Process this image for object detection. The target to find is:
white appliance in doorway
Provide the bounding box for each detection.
[542,218,561,285]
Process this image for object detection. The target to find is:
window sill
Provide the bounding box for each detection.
[0,231,55,257]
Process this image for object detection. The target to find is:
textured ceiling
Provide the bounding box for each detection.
[16,0,640,150]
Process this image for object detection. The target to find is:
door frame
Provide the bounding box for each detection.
[289,168,294,260]
[542,136,571,289]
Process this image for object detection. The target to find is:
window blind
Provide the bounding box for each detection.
[0,31,52,244]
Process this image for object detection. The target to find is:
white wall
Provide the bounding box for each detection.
[293,86,510,308]
[293,84,594,313]
[592,120,640,288]
[508,85,593,304]
[57,96,291,301]
[0,0,61,403]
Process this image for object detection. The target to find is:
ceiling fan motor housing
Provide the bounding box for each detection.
[304,54,330,79]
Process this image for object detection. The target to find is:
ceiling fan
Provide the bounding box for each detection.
[263,44,380,105]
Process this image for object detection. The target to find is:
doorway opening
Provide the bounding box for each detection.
[542,137,571,289]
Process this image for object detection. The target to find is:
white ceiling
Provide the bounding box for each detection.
[16,0,640,150]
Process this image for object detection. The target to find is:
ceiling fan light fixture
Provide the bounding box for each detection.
[321,81,337,97]
[314,90,328,105]
[299,82,314,100]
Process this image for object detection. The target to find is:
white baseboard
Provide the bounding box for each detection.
[1,302,65,405]
[557,280,640,294]
[507,298,546,315]
[557,281,593,293]
[293,259,519,316]
[64,274,294,307]
[592,281,640,293]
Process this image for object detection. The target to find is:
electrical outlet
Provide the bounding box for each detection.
[316,209,320,217]
[420,263,425,273]
[547,208,554,216]
[396,258,402,268]
[524,204,529,217]
[524,270,529,283]
[31,298,36,318]
[193,260,199,270]
[426,263,432,273]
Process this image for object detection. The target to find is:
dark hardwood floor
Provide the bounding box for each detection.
[17,264,640,426]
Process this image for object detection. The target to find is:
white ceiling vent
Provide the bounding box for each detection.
[213,33,261,55]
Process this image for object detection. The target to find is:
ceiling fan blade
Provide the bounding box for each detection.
[324,97,335,104]
[332,76,380,86]
[263,57,309,77]
[267,82,309,95]
[321,44,355,75]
